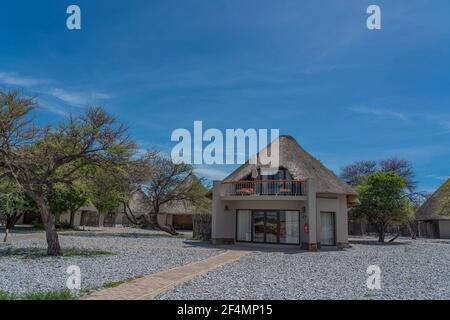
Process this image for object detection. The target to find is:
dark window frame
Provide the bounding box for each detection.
[235,209,301,245]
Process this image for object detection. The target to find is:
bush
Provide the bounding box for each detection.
[56,221,80,230]
[31,220,44,230]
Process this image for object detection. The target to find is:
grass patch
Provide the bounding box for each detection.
[22,289,75,300]
[103,280,128,289]
[62,248,114,257]
[80,276,144,296]
[103,275,143,289]
[0,291,17,300]
[0,247,114,258]
[361,293,374,300]
[0,289,75,300]
[60,232,186,239]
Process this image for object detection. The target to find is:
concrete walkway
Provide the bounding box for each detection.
[83,250,249,300]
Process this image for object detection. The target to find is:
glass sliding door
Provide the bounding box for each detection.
[279,211,300,244]
[320,212,336,246]
[265,211,278,243]
[253,211,265,242]
[236,210,300,244]
[237,210,252,241]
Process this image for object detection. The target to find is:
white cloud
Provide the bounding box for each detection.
[41,105,68,116]
[425,174,450,181]
[0,71,111,110]
[92,92,112,100]
[349,105,407,121]
[49,88,88,107]
[48,88,111,108]
[0,72,44,87]
[194,166,230,180]
[423,113,450,132]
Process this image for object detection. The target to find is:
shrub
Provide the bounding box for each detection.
[31,220,44,230]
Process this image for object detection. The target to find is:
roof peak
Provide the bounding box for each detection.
[222,134,357,196]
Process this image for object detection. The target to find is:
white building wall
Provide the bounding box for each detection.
[316,195,349,247]
[211,181,235,242]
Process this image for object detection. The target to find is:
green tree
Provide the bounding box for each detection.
[87,167,125,221]
[352,172,411,242]
[86,155,152,225]
[340,158,426,239]
[49,182,90,227]
[340,158,416,191]
[0,178,37,242]
[0,90,135,255]
[139,152,208,235]
[403,200,417,240]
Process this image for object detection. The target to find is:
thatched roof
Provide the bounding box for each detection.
[222,135,357,196]
[416,179,450,221]
[160,199,197,215]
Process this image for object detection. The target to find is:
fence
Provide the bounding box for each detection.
[222,180,305,196]
[192,213,211,240]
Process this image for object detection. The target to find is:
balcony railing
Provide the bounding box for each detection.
[222,180,305,196]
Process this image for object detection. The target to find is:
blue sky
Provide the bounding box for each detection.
[0,0,449,192]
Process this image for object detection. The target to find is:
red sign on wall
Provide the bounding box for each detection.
[304,223,309,234]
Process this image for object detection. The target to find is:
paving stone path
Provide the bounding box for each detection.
[83,250,249,300]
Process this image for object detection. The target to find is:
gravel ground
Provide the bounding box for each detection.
[157,237,450,300]
[0,229,222,296]
[3,230,450,300]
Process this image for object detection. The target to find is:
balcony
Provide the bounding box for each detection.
[221,180,305,198]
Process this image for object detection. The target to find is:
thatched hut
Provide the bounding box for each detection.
[210,135,358,251]
[416,179,450,239]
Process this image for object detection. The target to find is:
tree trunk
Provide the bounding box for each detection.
[407,223,417,239]
[377,223,385,243]
[69,209,76,227]
[160,224,178,235]
[35,196,62,256]
[378,230,385,242]
[388,233,400,242]
[148,207,178,236]
[3,213,23,242]
[124,202,139,225]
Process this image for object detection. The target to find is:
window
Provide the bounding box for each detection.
[253,211,265,242]
[276,168,292,180]
[237,210,252,241]
[236,210,300,244]
[320,212,336,246]
[250,168,292,181]
[279,211,300,244]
